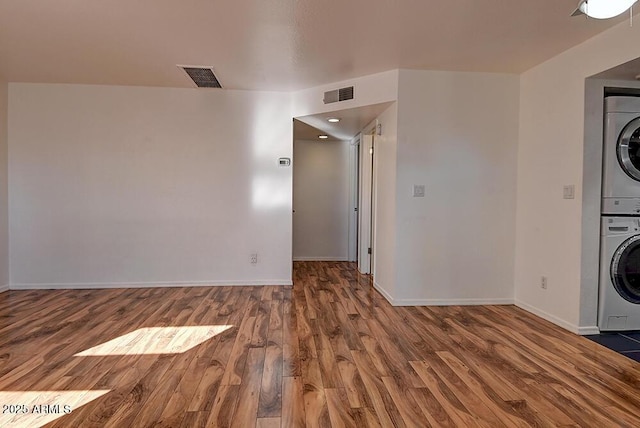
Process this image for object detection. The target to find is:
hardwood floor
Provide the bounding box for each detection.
[0,261,638,426]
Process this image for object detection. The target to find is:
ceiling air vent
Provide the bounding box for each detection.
[323,86,354,104]
[179,66,222,88]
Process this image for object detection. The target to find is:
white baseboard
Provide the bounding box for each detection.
[373,281,513,306]
[11,279,293,290]
[391,297,514,306]
[403,297,512,306]
[0,284,8,293]
[577,326,600,335]
[514,300,596,335]
[373,280,394,303]
[292,257,349,261]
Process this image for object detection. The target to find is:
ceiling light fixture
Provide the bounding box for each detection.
[318,135,329,139]
[327,118,340,123]
[572,0,637,19]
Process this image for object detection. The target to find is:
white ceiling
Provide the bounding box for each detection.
[294,119,340,142]
[0,0,633,91]
[296,102,394,140]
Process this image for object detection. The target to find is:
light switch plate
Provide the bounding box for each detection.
[413,185,425,198]
[563,185,575,199]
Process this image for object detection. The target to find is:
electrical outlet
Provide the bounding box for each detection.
[541,276,548,290]
[250,253,258,264]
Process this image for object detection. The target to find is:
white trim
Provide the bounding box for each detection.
[347,140,359,262]
[0,284,8,293]
[391,297,514,307]
[373,280,394,303]
[577,326,600,335]
[515,300,586,335]
[11,279,292,290]
[292,257,349,261]
[373,281,512,306]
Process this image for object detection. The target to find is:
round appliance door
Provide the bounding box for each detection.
[617,117,640,181]
[611,234,640,304]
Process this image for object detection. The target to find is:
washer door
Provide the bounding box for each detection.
[617,117,640,181]
[611,234,640,304]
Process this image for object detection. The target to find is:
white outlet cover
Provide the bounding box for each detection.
[413,185,425,198]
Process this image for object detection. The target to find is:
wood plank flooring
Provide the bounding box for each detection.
[0,261,638,426]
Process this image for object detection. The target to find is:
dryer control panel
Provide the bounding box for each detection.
[602,217,640,236]
[602,197,640,215]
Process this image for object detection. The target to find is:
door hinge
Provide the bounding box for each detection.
[367,247,372,254]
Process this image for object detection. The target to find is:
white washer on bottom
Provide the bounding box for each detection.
[599,216,640,331]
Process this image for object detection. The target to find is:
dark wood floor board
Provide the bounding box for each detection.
[408,386,458,428]
[374,303,431,356]
[282,375,306,428]
[302,358,331,428]
[99,354,175,428]
[57,355,159,427]
[329,301,364,351]
[325,387,358,428]
[220,314,256,386]
[427,352,510,427]
[203,383,241,428]
[363,317,425,389]
[251,300,272,348]
[0,261,636,427]
[381,375,431,426]
[350,350,406,427]
[258,340,283,418]
[489,319,640,414]
[230,347,265,428]
[436,350,535,427]
[282,299,301,377]
[180,410,208,428]
[294,295,318,361]
[409,360,502,428]
[336,355,372,409]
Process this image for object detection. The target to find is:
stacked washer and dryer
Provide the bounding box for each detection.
[600,96,640,331]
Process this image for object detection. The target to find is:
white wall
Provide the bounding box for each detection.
[371,103,398,299]
[389,70,519,305]
[516,21,640,333]
[0,81,8,292]
[293,139,350,261]
[292,70,399,118]
[8,83,293,288]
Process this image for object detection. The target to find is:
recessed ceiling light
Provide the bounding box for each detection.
[327,118,340,123]
[318,135,329,139]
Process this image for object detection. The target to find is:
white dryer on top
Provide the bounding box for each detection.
[602,96,640,213]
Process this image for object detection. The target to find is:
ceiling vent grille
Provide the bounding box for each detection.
[179,66,222,88]
[323,86,355,104]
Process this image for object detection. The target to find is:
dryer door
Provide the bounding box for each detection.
[617,117,640,181]
[611,234,640,304]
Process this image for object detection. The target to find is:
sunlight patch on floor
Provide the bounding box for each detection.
[74,325,233,356]
[0,390,110,427]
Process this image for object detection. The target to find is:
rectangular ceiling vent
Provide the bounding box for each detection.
[323,86,354,104]
[179,66,222,88]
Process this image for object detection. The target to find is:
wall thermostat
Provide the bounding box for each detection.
[279,157,291,166]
